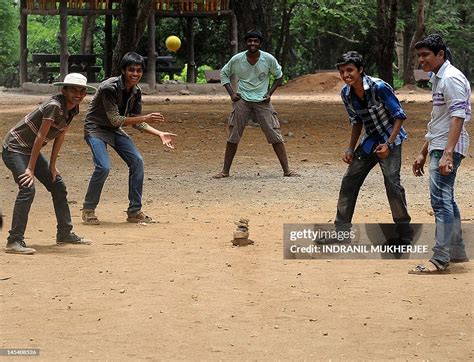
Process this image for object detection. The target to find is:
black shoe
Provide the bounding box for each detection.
[57,232,91,245]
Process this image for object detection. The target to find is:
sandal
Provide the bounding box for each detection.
[126,211,156,224]
[82,209,100,225]
[284,170,301,177]
[212,171,229,179]
[408,259,449,274]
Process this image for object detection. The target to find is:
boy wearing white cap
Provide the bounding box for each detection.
[2,73,96,254]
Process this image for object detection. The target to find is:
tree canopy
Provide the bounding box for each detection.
[1,0,472,87]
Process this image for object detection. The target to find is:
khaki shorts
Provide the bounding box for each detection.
[227,99,284,144]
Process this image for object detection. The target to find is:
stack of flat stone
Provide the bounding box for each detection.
[232,218,254,246]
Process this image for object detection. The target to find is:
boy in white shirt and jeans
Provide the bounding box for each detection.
[411,34,471,274]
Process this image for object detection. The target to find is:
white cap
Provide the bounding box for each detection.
[53,73,97,93]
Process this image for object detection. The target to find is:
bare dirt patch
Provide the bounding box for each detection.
[279,72,345,93]
[0,89,472,360]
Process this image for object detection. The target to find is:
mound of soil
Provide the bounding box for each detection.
[280,72,344,93]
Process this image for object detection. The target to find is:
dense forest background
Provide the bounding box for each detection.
[0,0,472,87]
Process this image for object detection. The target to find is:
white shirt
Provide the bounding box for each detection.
[426,60,471,156]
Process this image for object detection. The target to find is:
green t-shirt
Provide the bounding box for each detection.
[220,50,283,102]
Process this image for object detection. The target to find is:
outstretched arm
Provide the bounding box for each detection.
[123,112,165,126]
[140,124,177,149]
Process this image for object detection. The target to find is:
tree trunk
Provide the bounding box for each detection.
[395,30,404,77]
[81,15,96,54]
[231,0,273,52]
[275,0,294,71]
[112,0,155,75]
[274,0,286,59]
[403,0,425,85]
[376,0,398,85]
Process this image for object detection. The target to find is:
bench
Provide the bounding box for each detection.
[31,54,102,83]
[144,55,184,80]
[204,69,221,83]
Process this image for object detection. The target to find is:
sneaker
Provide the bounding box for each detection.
[126,211,156,224]
[56,232,92,245]
[5,241,36,255]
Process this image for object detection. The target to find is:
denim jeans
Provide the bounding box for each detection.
[335,144,412,240]
[83,135,144,214]
[2,147,73,243]
[429,150,466,265]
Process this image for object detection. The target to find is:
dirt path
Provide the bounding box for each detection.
[0,90,472,360]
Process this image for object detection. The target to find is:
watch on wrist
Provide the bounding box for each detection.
[386,141,394,150]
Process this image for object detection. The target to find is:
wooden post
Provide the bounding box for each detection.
[147,9,156,91]
[230,11,238,89]
[59,0,68,81]
[230,11,238,55]
[19,0,28,85]
[186,17,195,83]
[104,0,113,78]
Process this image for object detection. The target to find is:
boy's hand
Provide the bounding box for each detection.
[412,154,426,176]
[231,93,241,102]
[18,168,34,187]
[439,153,454,176]
[159,132,177,149]
[50,166,61,182]
[375,143,390,159]
[342,149,354,164]
[145,113,165,123]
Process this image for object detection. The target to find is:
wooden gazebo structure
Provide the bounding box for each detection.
[19,0,238,89]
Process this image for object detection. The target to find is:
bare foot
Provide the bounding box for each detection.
[212,171,230,179]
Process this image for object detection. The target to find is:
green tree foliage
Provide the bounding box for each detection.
[424,0,473,80]
[0,2,20,87]
[136,17,230,79]
[1,0,472,86]
[28,16,83,54]
[27,15,107,81]
[276,0,378,79]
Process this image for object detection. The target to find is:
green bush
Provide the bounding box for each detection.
[0,2,19,87]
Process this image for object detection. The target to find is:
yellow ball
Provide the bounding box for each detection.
[165,35,181,52]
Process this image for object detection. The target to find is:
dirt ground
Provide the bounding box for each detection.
[0,87,472,360]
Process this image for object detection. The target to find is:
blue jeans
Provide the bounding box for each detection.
[83,135,144,214]
[335,145,412,240]
[429,150,466,265]
[2,147,73,243]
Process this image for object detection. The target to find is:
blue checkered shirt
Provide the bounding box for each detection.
[341,75,407,146]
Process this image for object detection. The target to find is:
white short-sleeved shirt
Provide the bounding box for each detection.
[220,51,283,102]
[426,60,471,156]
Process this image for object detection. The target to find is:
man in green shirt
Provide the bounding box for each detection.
[213,30,298,178]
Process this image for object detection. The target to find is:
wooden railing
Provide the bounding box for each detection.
[156,0,230,11]
[26,0,229,11]
[31,53,101,83]
[26,0,121,10]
